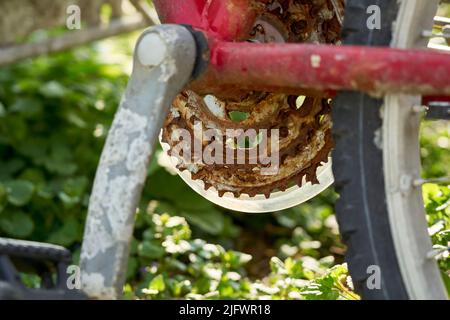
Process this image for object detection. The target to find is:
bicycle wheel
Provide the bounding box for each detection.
[332,0,448,299]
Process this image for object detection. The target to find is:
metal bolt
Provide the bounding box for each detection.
[413,176,450,187]
[137,33,167,67]
[443,25,450,45]
[399,174,413,192]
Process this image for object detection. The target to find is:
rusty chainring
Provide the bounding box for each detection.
[161,0,344,202]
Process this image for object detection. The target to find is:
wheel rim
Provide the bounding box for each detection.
[384,0,448,299]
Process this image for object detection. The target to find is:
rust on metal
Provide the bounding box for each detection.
[162,0,342,198]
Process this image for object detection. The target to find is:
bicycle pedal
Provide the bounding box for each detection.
[0,238,87,300]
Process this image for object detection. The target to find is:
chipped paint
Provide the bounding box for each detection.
[81,214,114,260]
[310,54,321,68]
[103,108,148,166]
[186,163,200,174]
[171,107,181,118]
[159,57,177,82]
[80,25,197,300]
[81,273,116,300]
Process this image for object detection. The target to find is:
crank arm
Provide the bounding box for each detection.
[79,25,200,299]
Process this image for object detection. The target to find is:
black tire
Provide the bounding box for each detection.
[332,0,409,300]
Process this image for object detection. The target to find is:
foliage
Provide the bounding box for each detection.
[420,122,450,284]
[0,44,130,248]
[124,211,356,300]
[423,181,450,292]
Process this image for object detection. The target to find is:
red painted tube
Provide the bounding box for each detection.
[189,41,450,97]
[153,0,206,29]
[155,0,450,97]
[153,0,257,41]
[423,95,450,105]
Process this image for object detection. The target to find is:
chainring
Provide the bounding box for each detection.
[161,0,343,203]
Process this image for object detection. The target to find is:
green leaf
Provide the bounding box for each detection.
[193,277,211,295]
[16,138,48,161]
[45,159,77,175]
[12,78,40,94]
[39,81,66,98]
[62,176,88,198]
[222,251,252,269]
[5,180,35,206]
[10,98,43,117]
[180,209,225,235]
[138,241,165,259]
[0,211,34,237]
[166,258,187,272]
[1,115,28,141]
[269,257,286,274]
[147,170,214,210]
[229,111,249,122]
[0,159,26,180]
[19,168,45,184]
[148,274,165,292]
[58,192,78,207]
[129,238,139,255]
[147,169,187,200]
[47,216,80,246]
[126,257,139,281]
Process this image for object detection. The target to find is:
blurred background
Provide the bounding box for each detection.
[0,0,448,299]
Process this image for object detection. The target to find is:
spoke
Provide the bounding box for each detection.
[422,30,450,39]
[330,0,343,26]
[434,16,450,27]
[412,103,450,120]
[414,176,450,187]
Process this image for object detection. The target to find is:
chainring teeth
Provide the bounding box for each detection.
[161,0,342,199]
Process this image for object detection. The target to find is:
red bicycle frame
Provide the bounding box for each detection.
[154,0,450,99]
